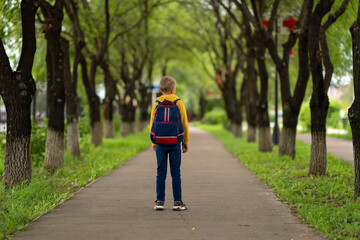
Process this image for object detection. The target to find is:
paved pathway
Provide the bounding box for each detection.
[297,133,353,165]
[13,127,322,240]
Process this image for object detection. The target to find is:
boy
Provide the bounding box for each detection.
[149,76,189,211]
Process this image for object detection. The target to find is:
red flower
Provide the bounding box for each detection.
[282,16,298,32]
[262,19,269,28]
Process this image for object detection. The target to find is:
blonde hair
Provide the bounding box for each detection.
[160,76,176,93]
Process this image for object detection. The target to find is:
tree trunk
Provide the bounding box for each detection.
[42,1,65,171]
[349,101,360,197]
[247,126,256,142]
[231,113,243,138]
[79,54,102,146]
[61,37,80,157]
[101,59,117,139]
[89,101,102,146]
[222,75,242,137]
[278,126,297,158]
[138,83,152,131]
[260,1,312,158]
[137,121,148,132]
[277,25,310,158]
[244,85,257,142]
[138,56,153,131]
[256,31,272,152]
[308,93,329,176]
[244,32,258,143]
[121,121,133,137]
[1,0,38,186]
[257,106,272,151]
[349,5,360,199]
[67,119,80,155]
[91,121,103,144]
[121,95,136,136]
[199,92,208,119]
[223,87,236,125]
[3,87,34,186]
[308,124,327,176]
[103,96,114,138]
[258,126,272,152]
[307,0,335,176]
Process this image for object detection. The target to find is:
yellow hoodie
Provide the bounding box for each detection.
[149,94,189,146]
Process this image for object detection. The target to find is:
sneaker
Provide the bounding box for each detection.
[154,200,165,210]
[173,201,187,211]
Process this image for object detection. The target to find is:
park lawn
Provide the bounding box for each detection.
[0,129,150,240]
[194,123,360,240]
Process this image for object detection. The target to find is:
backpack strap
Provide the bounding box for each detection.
[174,99,180,104]
[156,100,161,104]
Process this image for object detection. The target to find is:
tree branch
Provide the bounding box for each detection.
[37,0,52,14]
[267,0,281,33]
[109,0,161,46]
[17,0,39,74]
[323,0,350,30]
[0,40,13,75]
[218,0,242,28]
[320,27,333,93]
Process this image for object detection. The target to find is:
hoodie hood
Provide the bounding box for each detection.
[156,94,180,102]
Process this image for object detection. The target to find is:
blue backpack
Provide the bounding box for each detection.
[151,99,184,145]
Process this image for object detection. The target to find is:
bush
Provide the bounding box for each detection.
[299,100,348,131]
[78,116,91,137]
[201,108,227,125]
[327,100,344,129]
[205,96,225,112]
[31,122,47,167]
[299,102,311,131]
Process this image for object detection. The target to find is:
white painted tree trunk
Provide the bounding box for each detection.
[308,130,327,176]
[67,120,80,157]
[121,121,133,137]
[137,120,148,132]
[91,121,103,146]
[103,119,114,138]
[247,126,256,142]
[278,127,296,159]
[231,122,243,138]
[258,126,272,152]
[4,136,32,185]
[45,128,65,170]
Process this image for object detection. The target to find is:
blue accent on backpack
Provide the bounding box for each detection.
[150,99,184,145]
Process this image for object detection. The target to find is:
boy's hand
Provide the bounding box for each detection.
[182,144,188,153]
[152,145,156,151]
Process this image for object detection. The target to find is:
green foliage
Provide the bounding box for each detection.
[201,108,227,125]
[195,123,360,240]
[299,102,311,131]
[78,115,91,137]
[326,0,358,85]
[299,100,349,131]
[205,96,225,112]
[0,130,149,239]
[30,122,47,167]
[327,100,345,129]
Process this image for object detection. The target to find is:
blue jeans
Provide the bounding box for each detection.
[156,143,182,202]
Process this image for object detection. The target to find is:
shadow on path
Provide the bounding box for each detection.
[13,126,323,240]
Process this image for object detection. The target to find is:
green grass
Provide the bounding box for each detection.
[194,123,359,240]
[0,130,150,240]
